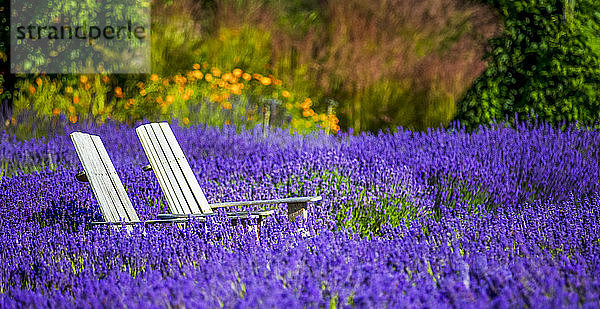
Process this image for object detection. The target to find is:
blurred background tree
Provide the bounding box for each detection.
[455,0,600,129]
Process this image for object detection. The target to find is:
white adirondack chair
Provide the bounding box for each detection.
[70,132,205,230]
[135,122,322,224]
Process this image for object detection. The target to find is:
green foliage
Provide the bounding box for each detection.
[428,174,493,219]
[456,0,600,129]
[332,170,496,238]
[349,80,456,131]
[336,190,418,239]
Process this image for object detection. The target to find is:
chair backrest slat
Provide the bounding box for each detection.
[136,122,212,215]
[71,132,116,222]
[90,135,139,222]
[137,125,188,214]
[158,122,211,213]
[71,132,139,224]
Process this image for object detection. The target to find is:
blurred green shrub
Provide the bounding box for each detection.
[455,0,600,129]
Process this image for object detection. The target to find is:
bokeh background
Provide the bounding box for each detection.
[0,0,599,139]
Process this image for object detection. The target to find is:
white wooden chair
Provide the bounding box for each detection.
[135,122,322,224]
[70,132,205,230]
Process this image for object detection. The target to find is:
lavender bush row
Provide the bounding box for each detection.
[0,122,599,307]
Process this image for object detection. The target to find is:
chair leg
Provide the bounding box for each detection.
[287,202,307,222]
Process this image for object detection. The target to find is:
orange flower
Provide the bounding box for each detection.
[36,78,43,86]
[273,79,282,86]
[174,75,187,85]
[52,108,60,116]
[29,85,36,93]
[162,79,169,86]
[193,63,201,70]
[192,70,203,80]
[242,73,251,81]
[80,75,88,84]
[302,109,315,117]
[282,90,290,98]
[223,102,232,109]
[183,89,193,100]
[183,117,190,125]
[260,77,272,86]
[11,117,17,125]
[70,115,77,123]
[301,98,312,109]
[156,96,164,105]
[222,72,233,82]
[211,67,221,77]
[205,74,213,82]
[0,88,3,95]
[137,81,145,89]
[84,83,91,90]
[225,120,231,125]
[233,68,243,78]
[140,89,147,96]
[114,87,123,98]
[65,86,73,94]
[166,95,174,104]
[102,75,110,83]
[150,74,159,82]
[230,84,242,95]
[186,71,194,80]
[127,98,135,106]
[73,96,80,104]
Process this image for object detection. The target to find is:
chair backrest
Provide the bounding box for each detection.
[136,122,213,215]
[70,132,140,223]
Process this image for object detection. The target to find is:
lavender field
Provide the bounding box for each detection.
[1,122,599,307]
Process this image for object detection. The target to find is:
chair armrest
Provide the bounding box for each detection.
[142,164,153,172]
[156,213,218,220]
[157,209,275,220]
[209,196,322,208]
[209,196,321,222]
